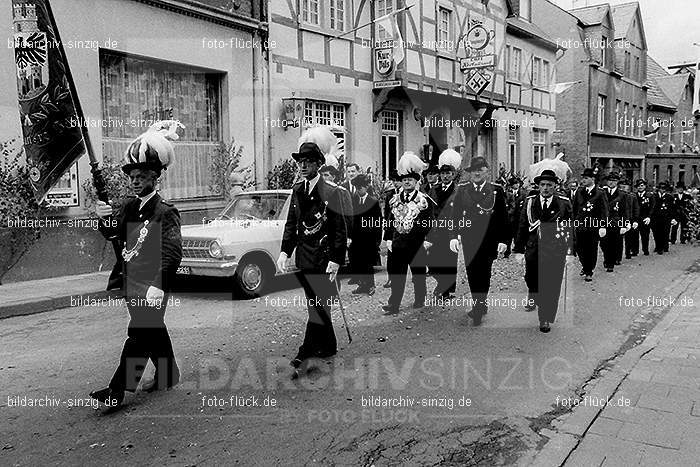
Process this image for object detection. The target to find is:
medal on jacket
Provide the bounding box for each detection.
[122,220,150,263]
[477,190,497,215]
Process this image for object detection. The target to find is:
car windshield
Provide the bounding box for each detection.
[217,193,289,221]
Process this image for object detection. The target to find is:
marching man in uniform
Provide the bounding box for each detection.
[600,172,630,272]
[634,179,655,255]
[382,151,436,315]
[514,169,574,333]
[448,156,509,326]
[277,128,348,369]
[572,168,608,282]
[90,121,184,411]
[651,181,676,254]
[428,149,461,299]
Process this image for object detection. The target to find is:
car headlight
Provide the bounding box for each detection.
[209,240,223,259]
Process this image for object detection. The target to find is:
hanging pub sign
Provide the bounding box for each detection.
[373,46,401,89]
[461,12,497,95]
[11,0,88,203]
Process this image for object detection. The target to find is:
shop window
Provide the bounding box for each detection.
[532,128,547,163]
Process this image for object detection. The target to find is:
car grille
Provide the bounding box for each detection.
[183,239,212,259]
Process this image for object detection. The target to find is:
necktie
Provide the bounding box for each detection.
[304,180,309,196]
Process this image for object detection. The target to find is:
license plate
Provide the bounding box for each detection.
[176,266,191,275]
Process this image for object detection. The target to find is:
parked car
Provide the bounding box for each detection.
[177,190,296,298]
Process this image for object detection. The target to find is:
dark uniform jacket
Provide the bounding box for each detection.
[513,195,574,257]
[99,193,183,297]
[624,191,640,224]
[507,187,529,236]
[673,192,693,222]
[350,194,382,265]
[572,186,609,231]
[605,187,631,229]
[282,177,348,270]
[651,192,675,224]
[427,182,456,245]
[636,191,655,221]
[384,189,435,253]
[449,181,509,261]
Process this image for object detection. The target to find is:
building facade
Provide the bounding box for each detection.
[644,59,700,187]
[267,0,516,180]
[538,1,648,180]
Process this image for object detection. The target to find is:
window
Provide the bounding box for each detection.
[632,105,637,135]
[542,60,549,87]
[654,117,662,142]
[615,100,621,133]
[679,165,685,185]
[100,51,222,200]
[667,165,673,181]
[601,35,607,66]
[532,128,547,162]
[623,103,629,135]
[508,125,518,171]
[381,110,400,178]
[302,0,320,25]
[597,95,606,131]
[624,51,631,76]
[520,0,531,21]
[376,0,394,41]
[329,0,345,31]
[507,83,521,105]
[303,100,347,157]
[508,47,522,81]
[634,56,640,81]
[437,7,452,49]
[653,165,659,185]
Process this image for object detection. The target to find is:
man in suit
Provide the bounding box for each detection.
[319,159,354,284]
[514,170,574,333]
[651,181,676,254]
[381,171,401,289]
[342,163,361,198]
[671,181,692,244]
[505,176,528,258]
[422,164,440,195]
[90,122,183,411]
[349,174,382,295]
[600,172,630,272]
[448,156,509,326]
[383,152,436,315]
[427,150,460,299]
[572,168,608,282]
[618,179,639,260]
[277,142,348,368]
[634,179,655,256]
[568,180,579,203]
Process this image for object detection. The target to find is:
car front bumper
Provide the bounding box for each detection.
[177,259,239,277]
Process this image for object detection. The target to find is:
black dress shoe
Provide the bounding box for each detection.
[584,275,592,282]
[615,261,621,265]
[579,269,585,276]
[382,305,400,315]
[89,387,124,408]
[539,322,551,333]
[472,314,483,326]
[412,299,425,309]
[524,303,536,312]
[382,281,392,289]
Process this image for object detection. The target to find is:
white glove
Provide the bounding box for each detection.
[386,240,393,252]
[620,227,628,235]
[423,241,433,250]
[671,219,678,226]
[347,238,352,247]
[325,261,340,282]
[449,239,460,253]
[145,286,164,306]
[643,217,650,226]
[497,243,507,254]
[95,200,113,218]
[598,228,607,238]
[632,222,638,230]
[276,252,288,273]
[514,253,525,265]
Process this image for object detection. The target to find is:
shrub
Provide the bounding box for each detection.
[267,159,299,189]
[208,139,254,201]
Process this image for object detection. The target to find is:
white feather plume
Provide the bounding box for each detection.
[397,151,427,176]
[324,153,339,169]
[125,120,185,169]
[438,148,462,170]
[298,126,338,157]
[528,152,571,182]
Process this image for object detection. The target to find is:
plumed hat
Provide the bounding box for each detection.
[122,120,184,174]
[534,169,559,184]
[528,153,571,182]
[397,151,426,181]
[297,126,338,158]
[319,153,340,177]
[438,148,462,172]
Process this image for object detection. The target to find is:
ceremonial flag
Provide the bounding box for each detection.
[11,0,92,203]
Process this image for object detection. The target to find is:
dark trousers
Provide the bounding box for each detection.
[388,245,426,307]
[465,251,494,316]
[670,221,687,244]
[637,224,651,254]
[625,228,639,257]
[297,270,337,356]
[349,244,376,288]
[575,229,599,275]
[601,227,621,269]
[652,221,670,253]
[430,242,457,297]
[110,299,179,393]
[524,249,566,324]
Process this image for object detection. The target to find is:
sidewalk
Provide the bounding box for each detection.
[0,271,110,319]
[534,269,700,466]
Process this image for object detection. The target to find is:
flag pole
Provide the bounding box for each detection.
[328,4,414,42]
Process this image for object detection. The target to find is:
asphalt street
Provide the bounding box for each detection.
[1,245,699,466]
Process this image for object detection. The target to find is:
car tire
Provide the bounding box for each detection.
[233,255,271,299]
